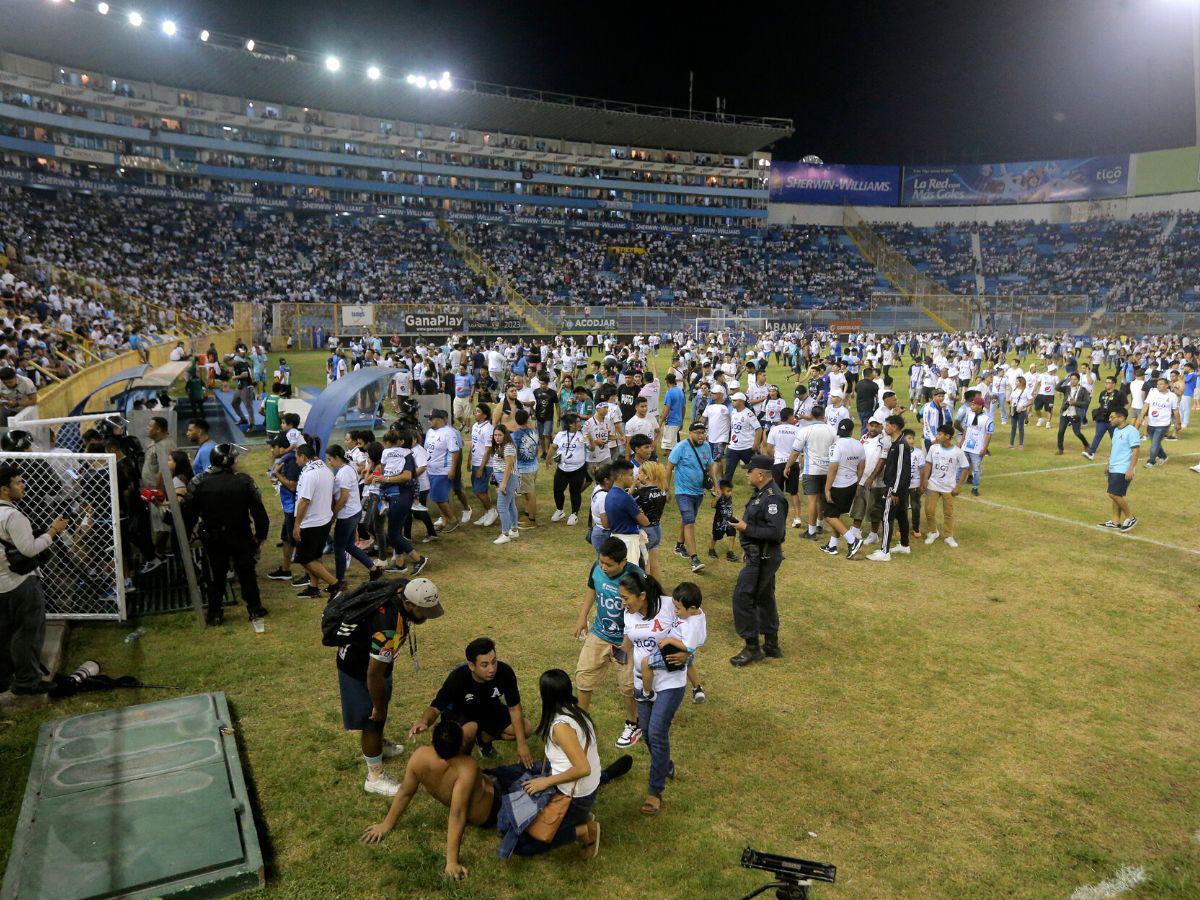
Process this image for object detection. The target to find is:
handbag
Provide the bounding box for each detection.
[687,439,714,491]
[525,761,575,843]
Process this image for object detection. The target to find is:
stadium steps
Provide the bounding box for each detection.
[436,221,555,335]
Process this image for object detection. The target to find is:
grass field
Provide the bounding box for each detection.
[2,348,1199,899]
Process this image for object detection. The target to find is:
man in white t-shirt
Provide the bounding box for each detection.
[292,444,341,597]
[723,392,762,482]
[702,386,732,457]
[423,410,464,531]
[922,423,968,547]
[824,393,851,431]
[765,408,803,527]
[1137,376,1180,467]
[820,419,866,558]
[468,406,497,527]
[1033,364,1058,429]
[957,393,994,496]
[790,403,837,539]
[623,397,659,458]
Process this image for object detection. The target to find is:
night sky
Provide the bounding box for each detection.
[179,0,1197,163]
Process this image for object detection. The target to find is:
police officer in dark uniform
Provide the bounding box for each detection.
[187,444,270,626]
[729,454,788,667]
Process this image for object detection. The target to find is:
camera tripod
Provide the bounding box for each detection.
[740,880,813,900]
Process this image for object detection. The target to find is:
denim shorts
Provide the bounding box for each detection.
[644,523,662,550]
[338,668,392,732]
[471,471,492,495]
[428,474,451,503]
[676,493,703,525]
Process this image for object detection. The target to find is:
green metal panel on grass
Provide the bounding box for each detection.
[2,693,264,899]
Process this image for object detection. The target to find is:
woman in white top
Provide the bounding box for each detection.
[551,412,589,525]
[514,669,602,858]
[327,445,385,588]
[491,424,519,545]
[1008,376,1034,449]
[619,569,688,815]
[588,464,613,554]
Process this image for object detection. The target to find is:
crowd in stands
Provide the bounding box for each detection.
[6,185,1200,324]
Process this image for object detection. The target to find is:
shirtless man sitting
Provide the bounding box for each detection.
[361,719,496,880]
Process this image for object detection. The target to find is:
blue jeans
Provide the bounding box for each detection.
[333,512,374,581]
[384,493,416,556]
[1146,425,1169,463]
[637,685,685,797]
[496,475,518,533]
[1088,420,1112,455]
[512,790,597,855]
[964,452,983,489]
[1009,411,1026,446]
[590,526,611,553]
[723,447,753,483]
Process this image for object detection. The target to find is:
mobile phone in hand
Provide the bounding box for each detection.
[611,647,628,665]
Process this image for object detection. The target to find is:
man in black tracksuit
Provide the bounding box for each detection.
[188,445,270,625]
[729,454,788,667]
[877,415,911,559]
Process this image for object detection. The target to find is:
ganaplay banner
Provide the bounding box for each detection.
[901,156,1130,206]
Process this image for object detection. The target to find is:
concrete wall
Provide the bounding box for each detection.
[35,331,238,420]
[767,190,1200,227]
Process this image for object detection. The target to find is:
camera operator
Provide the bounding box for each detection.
[187,444,269,626]
[0,462,68,701]
[729,454,788,668]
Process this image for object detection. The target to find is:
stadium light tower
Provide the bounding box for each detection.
[161,19,176,36]
[325,55,341,72]
[127,10,142,26]
[367,65,381,81]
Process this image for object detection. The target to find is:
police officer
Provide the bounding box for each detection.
[188,444,269,626]
[729,453,787,667]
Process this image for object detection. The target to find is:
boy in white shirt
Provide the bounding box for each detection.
[922,423,968,548]
[640,581,708,705]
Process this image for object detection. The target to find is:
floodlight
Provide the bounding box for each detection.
[97,2,109,14]
[199,29,209,41]
[128,10,143,26]
[245,39,255,51]
[405,74,417,85]
[367,65,381,81]
[161,20,176,36]
[439,73,452,90]
[325,56,340,72]
[415,75,427,88]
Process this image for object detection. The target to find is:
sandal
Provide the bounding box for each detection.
[639,796,662,815]
[579,819,601,860]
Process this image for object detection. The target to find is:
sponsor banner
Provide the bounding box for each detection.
[608,246,646,255]
[341,305,375,328]
[769,161,900,206]
[562,316,617,332]
[902,156,1129,206]
[830,319,863,335]
[403,312,464,333]
[1132,146,1200,196]
[58,146,113,165]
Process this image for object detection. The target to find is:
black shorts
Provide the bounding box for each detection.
[712,523,736,541]
[294,520,333,565]
[1033,395,1053,412]
[773,462,799,495]
[822,484,856,518]
[452,705,513,740]
[1107,471,1131,497]
[338,669,391,732]
[802,473,826,497]
[281,511,295,546]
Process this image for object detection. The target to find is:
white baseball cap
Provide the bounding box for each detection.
[403,578,444,619]
[730,392,747,401]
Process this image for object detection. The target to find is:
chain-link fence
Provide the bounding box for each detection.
[0,451,124,620]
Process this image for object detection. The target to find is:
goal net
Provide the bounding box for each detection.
[0,451,125,620]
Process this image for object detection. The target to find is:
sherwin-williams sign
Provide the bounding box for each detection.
[768,162,900,206]
[1133,147,1200,196]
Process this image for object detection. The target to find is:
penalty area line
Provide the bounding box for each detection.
[991,451,1200,479]
[968,496,1200,558]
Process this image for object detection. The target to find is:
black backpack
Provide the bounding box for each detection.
[320,577,408,647]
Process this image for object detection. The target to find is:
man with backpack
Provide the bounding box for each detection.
[326,576,444,797]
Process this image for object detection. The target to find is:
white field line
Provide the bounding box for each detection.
[991,451,1200,479]
[969,496,1200,558]
[1069,865,1147,900]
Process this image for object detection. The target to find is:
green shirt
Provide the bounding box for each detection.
[263,393,281,432]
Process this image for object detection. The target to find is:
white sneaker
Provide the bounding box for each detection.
[551,509,565,522]
[791,517,802,528]
[381,740,404,759]
[944,536,959,548]
[566,513,578,526]
[461,509,472,524]
[508,529,520,539]
[473,514,489,526]
[412,502,428,513]
[493,533,513,545]
[483,509,498,526]
[1191,463,1200,473]
[866,550,891,562]
[891,545,912,555]
[863,533,879,546]
[924,531,940,545]
[364,773,399,796]
[615,721,642,748]
[433,517,445,528]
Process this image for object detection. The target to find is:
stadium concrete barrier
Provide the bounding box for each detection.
[35,331,240,420]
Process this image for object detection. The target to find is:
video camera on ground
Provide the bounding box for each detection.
[740,847,836,900]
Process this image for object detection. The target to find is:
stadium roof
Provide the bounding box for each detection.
[2,3,793,156]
